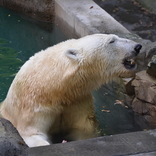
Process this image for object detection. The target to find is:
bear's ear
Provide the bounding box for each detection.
[65,49,79,61]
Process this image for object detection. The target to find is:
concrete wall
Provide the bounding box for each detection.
[55,0,129,38]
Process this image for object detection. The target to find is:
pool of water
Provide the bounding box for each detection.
[94,82,145,135]
[0,7,145,137]
[0,7,67,102]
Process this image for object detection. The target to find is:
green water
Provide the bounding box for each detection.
[0,39,22,101]
[93,83,143,135]
[0,7,67,102]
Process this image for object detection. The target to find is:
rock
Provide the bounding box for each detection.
[147,55,156,78]
[0,118,28,156]
[131,70,156,126]
[132,97,150,115]
[132,71,156,104]
[132,97,156,126]
[144,104,156,125]
[124,78,135,96]
[132,98,144,114]
[136,41,156,72]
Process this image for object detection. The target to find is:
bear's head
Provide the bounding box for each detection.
[65,34,142,83]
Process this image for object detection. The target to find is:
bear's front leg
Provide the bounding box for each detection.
[61,95,99,141]
[23,134,50,147]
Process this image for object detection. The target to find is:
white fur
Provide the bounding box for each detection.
[0,34,139,147]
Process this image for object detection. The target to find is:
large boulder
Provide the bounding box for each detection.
[131,71,156,126]
[0,118,28,156]
[147,55,156,78]
[136,41,156,72]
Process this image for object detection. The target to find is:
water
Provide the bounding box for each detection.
[0,7,67,101]
[0,7,143,137]
[94,82,143,135]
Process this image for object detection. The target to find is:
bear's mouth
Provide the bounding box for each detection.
[123,57,137,70]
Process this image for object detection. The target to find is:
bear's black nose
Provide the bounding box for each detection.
[134,44,142,54]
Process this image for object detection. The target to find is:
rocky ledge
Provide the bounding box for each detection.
[0,117,156,156]
[125,54,156,127]
[147,55,156,78]
[0,118,28,156]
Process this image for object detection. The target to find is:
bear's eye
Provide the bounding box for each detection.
[109,40,115,44]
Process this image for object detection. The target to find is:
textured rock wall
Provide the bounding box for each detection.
[132,71,156,125]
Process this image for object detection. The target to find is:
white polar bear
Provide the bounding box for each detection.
[0,34,142,147]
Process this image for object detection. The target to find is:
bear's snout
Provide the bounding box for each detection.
[134,44,142,55]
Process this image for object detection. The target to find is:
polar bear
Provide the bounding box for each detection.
[0,34,142,147]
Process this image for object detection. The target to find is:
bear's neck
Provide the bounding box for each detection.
[59,65,116,101]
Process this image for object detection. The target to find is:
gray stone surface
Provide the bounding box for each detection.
[0,118,28,156]
[55,0,130,38]
[23,130,156,156]
[135,41,156,72]
[147,55,156,78]
[131,71,156,127]
[1,117,156,156]
[136,42,156,72]
[132,71,156,104]
[131,152,156,156]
